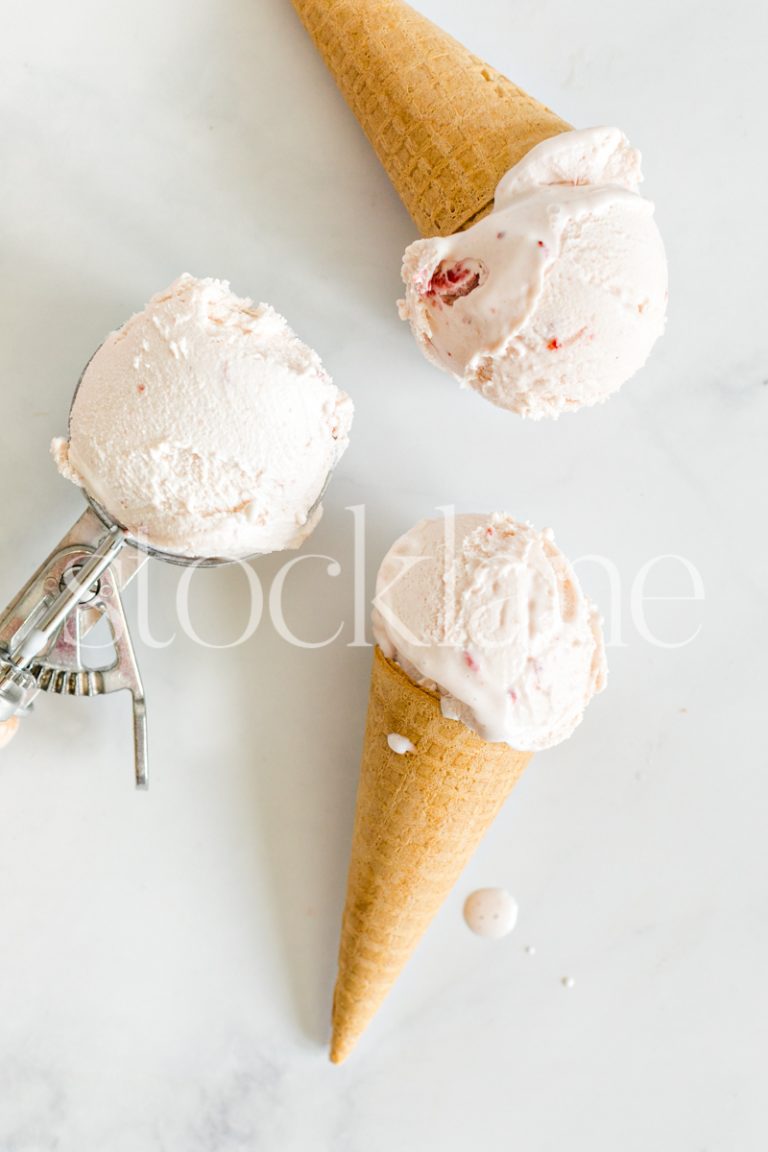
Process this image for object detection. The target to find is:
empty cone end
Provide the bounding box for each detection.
[290,0,569,235]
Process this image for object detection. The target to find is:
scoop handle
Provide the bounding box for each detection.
[0,507,149,784]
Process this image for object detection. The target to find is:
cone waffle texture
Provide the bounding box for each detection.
[291,0,570,236]
[331,647,532,1063]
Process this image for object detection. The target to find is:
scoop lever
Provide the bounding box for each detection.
[0,509,148,788]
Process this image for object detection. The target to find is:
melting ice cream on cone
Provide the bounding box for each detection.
[400,128,668,418]
[291,0,668,417]
[331,513,606,1062]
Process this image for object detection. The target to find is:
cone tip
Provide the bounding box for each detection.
[329,1033,351,1065]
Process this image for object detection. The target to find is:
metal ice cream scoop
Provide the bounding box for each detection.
[0,506,149,785]
[0,352,333,788]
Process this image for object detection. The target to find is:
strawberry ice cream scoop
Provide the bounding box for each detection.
[372,513,606,751]
[52,275,353,560]
[399,127,668,419]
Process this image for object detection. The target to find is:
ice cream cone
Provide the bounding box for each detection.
[291,0,570,237]
[331,646,531,1063]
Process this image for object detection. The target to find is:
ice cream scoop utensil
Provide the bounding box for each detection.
[0,507,148,787]
[0,457,333,783]
[0,466,328,782]
[1,301,342,772]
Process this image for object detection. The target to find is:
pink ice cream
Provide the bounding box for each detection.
[372,513,606,751]
[52,275,353,560]
[399,127,668,419]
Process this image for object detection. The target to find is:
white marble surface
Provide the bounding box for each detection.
[0,0,765,1148]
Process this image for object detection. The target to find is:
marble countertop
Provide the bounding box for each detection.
[1,0,765,1148]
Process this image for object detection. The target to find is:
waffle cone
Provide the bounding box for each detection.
[291,0,570,237]
[331,647,531,1063]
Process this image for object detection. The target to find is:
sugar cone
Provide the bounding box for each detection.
[331,647,531,1063]
[291,0,570,237]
